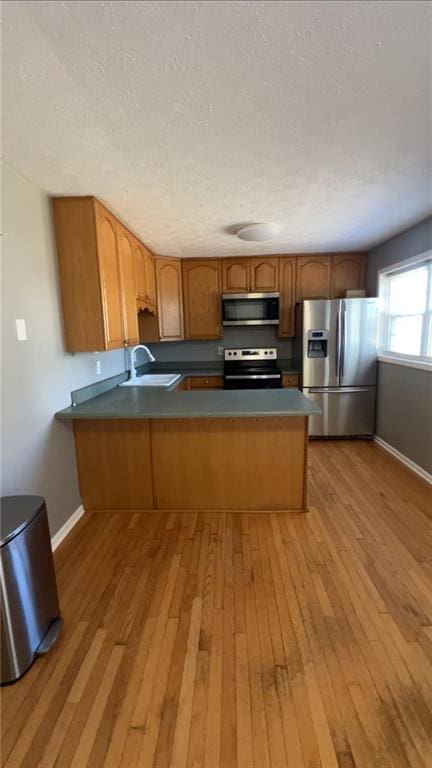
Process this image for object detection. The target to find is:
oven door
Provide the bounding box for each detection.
[224,374,282,389]
[222,293,279,326]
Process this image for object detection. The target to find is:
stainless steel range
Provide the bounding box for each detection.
[223,347,282,389]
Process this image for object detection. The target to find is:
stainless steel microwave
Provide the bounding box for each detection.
[222,292,279,326]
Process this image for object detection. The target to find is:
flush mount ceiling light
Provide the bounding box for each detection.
[236,222,281,242]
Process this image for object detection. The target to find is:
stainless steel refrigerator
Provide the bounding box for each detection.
[299,298,377,437]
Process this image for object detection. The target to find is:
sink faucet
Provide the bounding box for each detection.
[129,345,155,380]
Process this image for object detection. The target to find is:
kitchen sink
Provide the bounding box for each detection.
[120,373,182,388]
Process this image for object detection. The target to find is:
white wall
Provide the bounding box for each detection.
[1,164,126,535]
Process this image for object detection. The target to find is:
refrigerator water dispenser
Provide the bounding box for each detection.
[307,330,328,358]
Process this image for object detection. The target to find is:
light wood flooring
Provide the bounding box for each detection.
[1,441,432,768]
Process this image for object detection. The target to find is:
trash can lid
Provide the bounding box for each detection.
[0,496,46,547]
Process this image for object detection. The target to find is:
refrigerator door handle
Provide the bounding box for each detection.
[340,300,346,380]
[335,309,341,380]
[308,387,374,394]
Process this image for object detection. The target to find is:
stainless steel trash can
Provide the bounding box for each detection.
[1,496,63,684]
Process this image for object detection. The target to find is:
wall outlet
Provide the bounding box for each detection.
[96,360,101,375]
[218,346,224,357]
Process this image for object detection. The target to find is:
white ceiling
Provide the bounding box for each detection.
[3,0,432,257]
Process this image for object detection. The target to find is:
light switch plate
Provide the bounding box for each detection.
[16,319,28,341]
[96,360,101,375]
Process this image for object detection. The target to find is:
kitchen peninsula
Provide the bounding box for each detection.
[56,385,318,513]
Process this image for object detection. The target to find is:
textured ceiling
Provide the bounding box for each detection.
[3,0,432,257]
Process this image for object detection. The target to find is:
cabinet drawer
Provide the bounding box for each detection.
[282,374,300,388]
[189,376,224,389]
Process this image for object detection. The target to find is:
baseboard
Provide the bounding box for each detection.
[51,504,85,551]
[374,437,432,486]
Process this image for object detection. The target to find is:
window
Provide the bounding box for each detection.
[378,251,432,367]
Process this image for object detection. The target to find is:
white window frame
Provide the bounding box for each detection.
[377,249,432,372]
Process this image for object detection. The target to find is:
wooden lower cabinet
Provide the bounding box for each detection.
[188,376,223,389]
[282,373,300,388]
[74,420,153,509]
[73,417,308,512]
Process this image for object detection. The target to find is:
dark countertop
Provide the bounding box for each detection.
[56,386,318,421]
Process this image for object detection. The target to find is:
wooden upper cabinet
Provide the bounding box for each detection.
[278,257,296,338]
[116,227,139,345]
[330,253,366,298]
[94,205,125,349]
[155,259,184,341]
[222,257,279,293]
[144,249,157,307]
[182,260,222,339]
[53,196,143,352]
[133,239,147,303]
[295,255,331,302]
[250,257,279,292]
[222,259,250,293]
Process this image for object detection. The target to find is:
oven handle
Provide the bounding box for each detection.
[222,320,279,326]
[225,374,281,380]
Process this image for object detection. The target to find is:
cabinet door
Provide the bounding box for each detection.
[250,257,279,292]
[133,239,147,302]
[183,260,222,339]
[222,259,250,293]
[331,253,366,298]
[95,205,125,349]
[295,255,331,301]
[144,249,157,307]
[117,227,139,345]
[155,259,184,341]
[278,257,296,337]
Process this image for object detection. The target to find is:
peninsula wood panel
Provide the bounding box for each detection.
[331,252,366,297]
[74,420,153,510]
[155,258,184,340]
[151,416,307,510]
